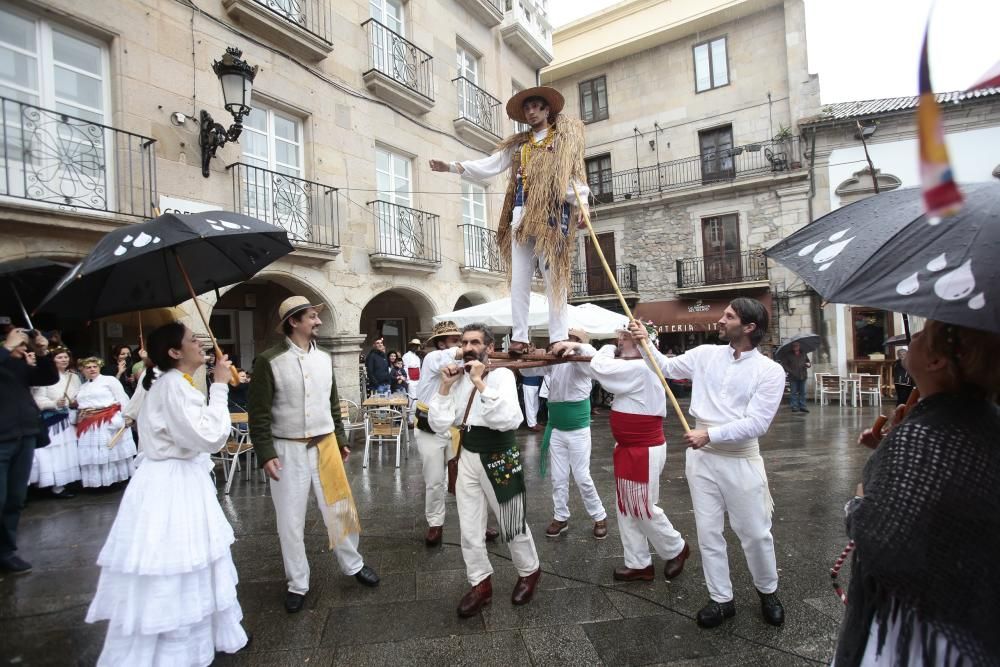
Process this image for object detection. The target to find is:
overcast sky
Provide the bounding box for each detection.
[548,0,1000,104]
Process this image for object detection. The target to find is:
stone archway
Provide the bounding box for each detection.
[453,290,490,311]
[359,287,438,358]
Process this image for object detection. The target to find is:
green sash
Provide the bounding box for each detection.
[463,426,525,542]
[540,399,591,478]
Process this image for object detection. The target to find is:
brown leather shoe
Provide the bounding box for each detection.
[485,527,499,542]
[593,519,608,540]
[508,341,530,356]
[511,568,541,605]
[457,576,492,618]
[613,564,654,582]
[528,424,543,432]
[545,519,569,537]
[663,542,690,580]
[425,525,443,547]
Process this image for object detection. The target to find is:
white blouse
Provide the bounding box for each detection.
[76,374,130,411]
[137,369,231,461]
[33,371,81,410]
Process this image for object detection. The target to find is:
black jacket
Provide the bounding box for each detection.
[0,348,59,440]
[365,350,392,388]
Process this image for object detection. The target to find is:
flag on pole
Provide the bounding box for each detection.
[968,59,1000,91]
[917,23,963,219]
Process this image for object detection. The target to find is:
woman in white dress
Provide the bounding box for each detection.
[76,356,136,488]
[30,346,82,498]
[86,321,249,665]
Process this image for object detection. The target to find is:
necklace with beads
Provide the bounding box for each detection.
[519,126,555,189]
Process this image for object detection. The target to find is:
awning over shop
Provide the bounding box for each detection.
[634,293,772,334]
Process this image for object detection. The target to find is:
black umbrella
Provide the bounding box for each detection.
[36,210,293,382]
[773,332,821,363]
[765,182,1000,333]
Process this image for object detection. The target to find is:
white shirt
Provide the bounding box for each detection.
[521,343,596,403]
[76,374,130,411]
[402,350,421,381]
[138,370,231,461]
[427,367,523,434]
[643,344,785,445]
[589,345,666,418]
[416,347,459,405]
[33,371,80,410]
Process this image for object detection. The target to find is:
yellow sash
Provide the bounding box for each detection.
[314,434,361,547]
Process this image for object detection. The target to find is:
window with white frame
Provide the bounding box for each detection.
[375,146,420,257]
[461,181,495,270]
[240,103,309,239]
[456,44,479,120]
[370,0,404,33]
[0,6,110,206]
[693,37,728,93]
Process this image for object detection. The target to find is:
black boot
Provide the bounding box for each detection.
[757,589,785,626]
[696,599,736,628]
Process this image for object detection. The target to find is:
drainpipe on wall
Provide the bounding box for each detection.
[804,126,829,364]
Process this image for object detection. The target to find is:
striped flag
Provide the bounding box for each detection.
[968,59,1000,91]
[917,24,963,218]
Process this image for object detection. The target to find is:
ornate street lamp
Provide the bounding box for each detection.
[200,47,258,178]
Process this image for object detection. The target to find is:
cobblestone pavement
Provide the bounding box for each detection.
[1,399,882,666]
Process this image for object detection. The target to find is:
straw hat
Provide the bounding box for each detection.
[506,86,565,124]
[275,296,324,334]
[567,328,590,344]
[407,338,422,347]
[425,321,462,348]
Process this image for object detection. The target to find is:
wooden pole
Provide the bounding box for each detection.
[172,251,240,386]
[570,183,691,432]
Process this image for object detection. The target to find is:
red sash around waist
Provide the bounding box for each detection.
[610,411,664,448]
[609,411,665,519]
[407,367,420,381]
[76,404,120,437]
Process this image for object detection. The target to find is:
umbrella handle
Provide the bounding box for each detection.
[172,252,241,387]
[570,183,691,433]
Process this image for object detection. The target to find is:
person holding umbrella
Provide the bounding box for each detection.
[834,321,1000,666]
[779,341,812,413]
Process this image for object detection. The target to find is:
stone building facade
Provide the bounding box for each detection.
[541,0,820,354]
[0,0,553,400]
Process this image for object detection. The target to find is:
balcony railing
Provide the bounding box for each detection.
[571,263,638,298]
[594,137,802,205]
[362,19,434,102]
[368,199,440,263]
[248,0,332,45]
[0,96,156,217]
[229,162,340,249]
[676,250,768,289]
[453,77,502,139]
[459,224,507,273]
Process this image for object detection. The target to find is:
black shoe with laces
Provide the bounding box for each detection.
[757,589,785,626]
[696,599,736,628]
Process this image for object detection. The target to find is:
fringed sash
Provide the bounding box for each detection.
[312,434,361,548]
[76,404,120,438]
[464,426,525,542]
[610,411,665,519]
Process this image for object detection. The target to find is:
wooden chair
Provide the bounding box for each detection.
[819,374,846,406]
[858,375,882,407]
[222,413,258,495]
[340,399,367,445]
[363,407,404,469]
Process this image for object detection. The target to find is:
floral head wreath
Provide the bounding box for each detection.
[77,356,104,369]
[49,345,71,357]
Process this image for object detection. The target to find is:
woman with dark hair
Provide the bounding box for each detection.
[835,321,1000,666]
[86,322,249,664]
[104,344,136,396]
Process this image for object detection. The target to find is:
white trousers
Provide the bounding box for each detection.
[269,439,365,594]
[617,443,686,569]
[549,427,606,522]
[685,447,778,602]
[510,236,569,343]
[456,447,539,586]
[522,384,540,427]
[407,381,419,419]
[414,427,450,527]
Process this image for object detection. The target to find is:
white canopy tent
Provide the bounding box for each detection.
[432,293,629,339]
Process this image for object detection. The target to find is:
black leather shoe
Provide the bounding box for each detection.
[696,599,736,628]
[799,407,809,413]
[757,589,785,626]
[284,591,305,613]
[0,554,32,574]
[354,564,380,587]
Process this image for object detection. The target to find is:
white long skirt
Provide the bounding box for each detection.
[86,454,248,666]
[30,412,81,488]
[78,413,136,488]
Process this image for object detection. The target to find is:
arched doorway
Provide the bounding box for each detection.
[452,290,490,311]
[211,272,331,370]
[359,288,437,357]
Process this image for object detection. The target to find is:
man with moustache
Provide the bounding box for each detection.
[249,297,379,614]
[428,323,540,617]
[629,297,786,629]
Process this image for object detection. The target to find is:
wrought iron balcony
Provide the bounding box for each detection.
[0,96,157,218]
[459,224,507,273]
[676,250,768,290]
[453,77,502,140]
[368,199,440,266]
[456,0,503,26]
[594,137,803,205]
[571,263,638,299]
[361,19,434,114]
[229,162,340,249]
[222,0,333,60]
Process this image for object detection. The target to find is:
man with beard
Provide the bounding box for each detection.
[588,325,689,583]
[629,297,786,629]
[249,297,379,613]
[428,323,539,617]
[429,87,588,354]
